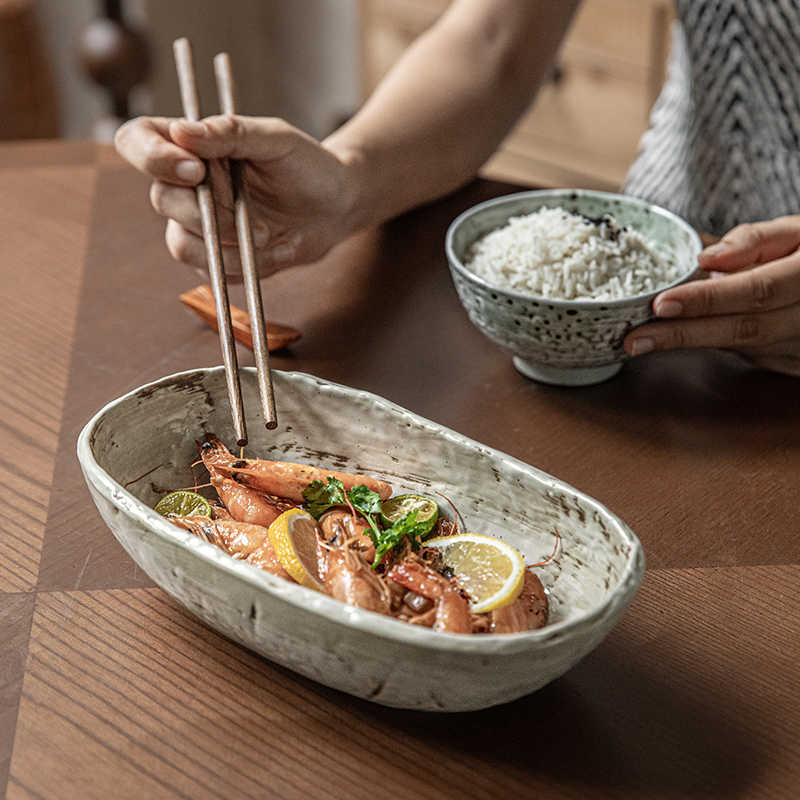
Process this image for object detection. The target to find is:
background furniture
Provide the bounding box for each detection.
[0,0,58,139]
[361,0,674,189]
[75,0,149,141]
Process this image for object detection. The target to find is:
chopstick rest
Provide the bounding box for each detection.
[180,285,301,352]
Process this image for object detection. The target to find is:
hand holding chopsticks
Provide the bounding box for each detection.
[172,37,277,445]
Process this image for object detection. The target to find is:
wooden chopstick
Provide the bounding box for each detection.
[213,52,278,431]
[173,38,248,445]
[172,38,247,447]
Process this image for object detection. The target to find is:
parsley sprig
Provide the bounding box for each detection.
[302,477,381,540]
[302,477,431,567]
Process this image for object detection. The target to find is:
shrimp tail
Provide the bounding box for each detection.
[170,514,293,581]
[170,514,221,546]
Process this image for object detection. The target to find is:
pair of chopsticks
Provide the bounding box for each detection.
[173,37,276,446]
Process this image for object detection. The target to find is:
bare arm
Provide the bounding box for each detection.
[115,0,579,276]
[327,0,581,231]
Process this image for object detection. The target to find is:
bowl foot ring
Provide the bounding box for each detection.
[512,357,623,387]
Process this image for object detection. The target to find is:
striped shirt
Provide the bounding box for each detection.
[623,0,800,236]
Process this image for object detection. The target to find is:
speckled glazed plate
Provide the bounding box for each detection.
[78,367,644,711]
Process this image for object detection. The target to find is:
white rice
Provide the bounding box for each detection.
[465,207,681,301]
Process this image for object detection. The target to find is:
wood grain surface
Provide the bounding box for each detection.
[1,142,799,799]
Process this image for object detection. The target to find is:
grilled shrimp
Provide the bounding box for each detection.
[211,503,233,521]
[171,515,293,581]
[489,569,548,633]
[387,558,471,634]
[323,542,391,615]
[319,509,375,562]
[211,474,294,528]
[200,434,392,503]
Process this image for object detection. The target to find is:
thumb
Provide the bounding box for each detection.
[169,115,302,161]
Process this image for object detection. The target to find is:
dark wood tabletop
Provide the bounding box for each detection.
[2,141,799,800]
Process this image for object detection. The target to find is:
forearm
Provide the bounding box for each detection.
[324,0,580,232]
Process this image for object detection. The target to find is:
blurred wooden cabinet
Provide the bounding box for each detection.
[0,0,58,139]
[359,0,673,191]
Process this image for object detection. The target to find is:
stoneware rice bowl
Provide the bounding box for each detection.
[446,189,703,386]
[78,366,645,711]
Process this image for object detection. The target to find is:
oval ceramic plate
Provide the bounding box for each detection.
[78,367,644,711]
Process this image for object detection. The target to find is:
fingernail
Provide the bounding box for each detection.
[700,241,728,261]
[175,160,203,182]
[269,243,295,264]
[630,338,655,356]
[177,121,206,136]
[655,299,683,318]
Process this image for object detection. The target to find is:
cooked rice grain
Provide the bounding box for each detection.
[465,207,681,301]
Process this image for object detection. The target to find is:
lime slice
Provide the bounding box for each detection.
[381,494,439,536]
[268,508,324,591]
[154,490,212,518]
[423,533,525,613]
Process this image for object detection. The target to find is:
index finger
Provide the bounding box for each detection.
[114,116,206,185]
[654,250,800,318]
[698,216,800,271]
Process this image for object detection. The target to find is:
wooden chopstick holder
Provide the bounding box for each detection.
[180,285,301,351]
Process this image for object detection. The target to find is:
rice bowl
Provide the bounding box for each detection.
[446,189,703,386]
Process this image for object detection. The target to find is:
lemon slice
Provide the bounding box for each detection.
[423,533,525,613]
[268,508,324,591]
[154,490,212,518]
[381,494,439,536]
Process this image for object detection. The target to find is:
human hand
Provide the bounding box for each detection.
[624,216,800,376]
[114,115,360,279]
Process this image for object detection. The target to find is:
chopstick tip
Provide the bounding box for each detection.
[265,420,278,431]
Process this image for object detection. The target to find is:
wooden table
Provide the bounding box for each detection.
[2,141,799,800]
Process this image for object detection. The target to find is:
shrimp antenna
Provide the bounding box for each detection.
[434,490,465,534]
[528,528,560,568]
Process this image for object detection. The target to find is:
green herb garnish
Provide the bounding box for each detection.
[372,510,420,567]
[302,477,383,540]
[346,483,383,541]
[302,476,347,518]
[302,477,432,569]
[347,484,382,517]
